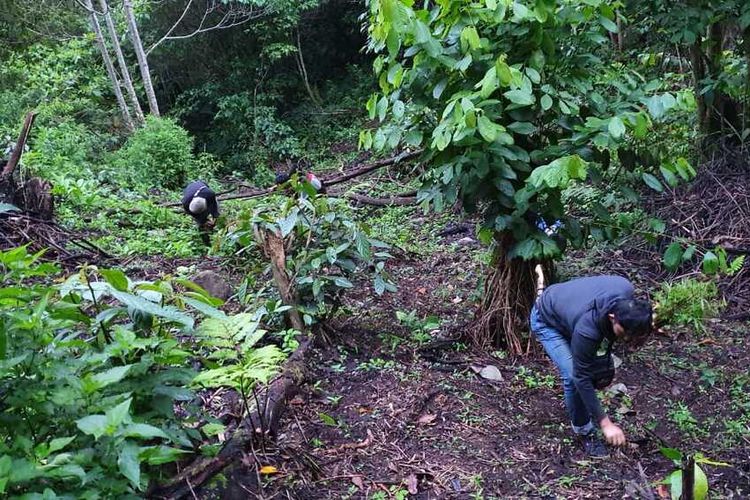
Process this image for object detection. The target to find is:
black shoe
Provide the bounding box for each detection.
[580,433,609,458]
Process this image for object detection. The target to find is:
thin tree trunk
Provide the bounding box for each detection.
[295,29,322,107]
[123,0,160,116]
[99,0,144,126]
[689,42,708,136]
[742,27,750,140]
[84,0,135,132]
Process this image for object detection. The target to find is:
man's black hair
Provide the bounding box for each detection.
[612,298,652,336]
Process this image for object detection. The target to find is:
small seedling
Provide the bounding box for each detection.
[659,448,729,500]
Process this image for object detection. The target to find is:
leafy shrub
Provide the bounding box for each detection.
[654,278,723,332]
[228,181,396,325]
[0,246,285,496]
[110,116,198,190]
[23,121,98,179]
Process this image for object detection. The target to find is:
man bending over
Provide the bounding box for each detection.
[529,275,652,456]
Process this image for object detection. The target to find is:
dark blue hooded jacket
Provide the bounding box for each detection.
[537,275,634,423]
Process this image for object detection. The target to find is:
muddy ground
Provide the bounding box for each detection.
[250,236,750,499]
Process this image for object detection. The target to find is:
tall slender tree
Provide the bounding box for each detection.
[123,0,160,116]
[83,0,135,132]
[99,0,145,126]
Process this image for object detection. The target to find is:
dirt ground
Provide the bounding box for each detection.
[251,237,750,499]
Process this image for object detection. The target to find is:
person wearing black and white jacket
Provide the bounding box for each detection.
[529,275,652,457]
[181,181,219,245]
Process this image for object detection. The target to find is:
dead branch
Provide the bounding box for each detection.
[163,149,422,207]
[343,191,417,206]
[147,0,270,55]
[1,111,37,180]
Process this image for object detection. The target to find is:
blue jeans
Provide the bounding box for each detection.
[530,305,594,435]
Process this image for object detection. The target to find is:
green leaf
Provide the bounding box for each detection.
[319,412,338,427]
[122,423,169,440]
[106,398,133,429]
[663,243,683,271]
[608,116,626,139]
[374,275,386,296]
[100,269,129,292]
[110,289,193,329]
[333,277,354,289]
[278,207,299,237]
[642,172,664,192]
[118,441,141,489]
[404,129,423,146]
[139,445,190,465]
[660,447,683,463]
[694,464,708,500]
[477,116,498,142]
[540,94,553,111]
[599,15,618,33]
[462,26,481,50]
[76,415,108,439]
[503,89,534,106]
[90,365,132,391]
[48,437,76,454]
[182,296,226,319]
[508,122,536,135]
[660,166,679,187]
[433,79,448,99]
[702,251,719,275]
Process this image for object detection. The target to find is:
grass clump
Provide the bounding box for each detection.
[654,278,723,333]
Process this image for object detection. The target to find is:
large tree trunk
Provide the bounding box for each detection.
[99,0,144,126]
[470,232,543,354]
[123,0,160,116]
[84,0,135,132]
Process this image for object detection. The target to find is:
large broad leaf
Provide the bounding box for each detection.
[109,289,194,329]
[642,172,664,192]
[89,365,133,391]
[608,116,626,139]
[106,398,133,429]
[503,89,535,106]
[100,269,129,292]
[76,415,108,439]
[278,207,299,238]
[121,423,169,440]
[118,441,141,490]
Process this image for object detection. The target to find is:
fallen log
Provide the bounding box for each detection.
[344,191,417,206]
[162,149,422,207]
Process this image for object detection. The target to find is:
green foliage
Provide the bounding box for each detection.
[395,310,440,344]
[228,181,396,324]
[0,246,284,497]
[653,278,723,332]
[110,116,202,190]
[364,0,688,261]
[659,447,729,500]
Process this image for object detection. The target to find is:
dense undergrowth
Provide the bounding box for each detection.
[1,0,749,497]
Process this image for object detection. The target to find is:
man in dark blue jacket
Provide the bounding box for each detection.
[530,275,652,456]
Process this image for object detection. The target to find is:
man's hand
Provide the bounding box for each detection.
[600,417,626,446]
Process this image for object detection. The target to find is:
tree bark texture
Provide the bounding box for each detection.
[99,0,144,126]
[470,232,551,354]
[123,0,160,116]
[85,0,135,132]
